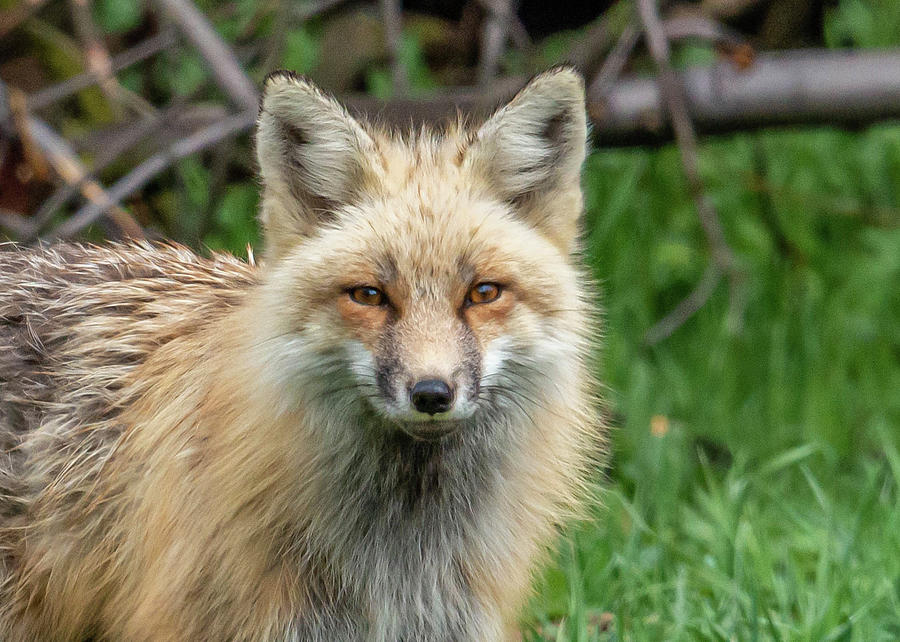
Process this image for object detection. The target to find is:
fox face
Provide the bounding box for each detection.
[254,69,590,441]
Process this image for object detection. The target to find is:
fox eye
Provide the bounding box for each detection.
[466,283,502,305]
[349,286,386,306]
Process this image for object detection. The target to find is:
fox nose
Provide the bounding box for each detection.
[410,379,454,415]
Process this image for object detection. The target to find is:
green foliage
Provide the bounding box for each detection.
[93,0,142,35]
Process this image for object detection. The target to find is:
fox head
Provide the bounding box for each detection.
[253,69,592,441]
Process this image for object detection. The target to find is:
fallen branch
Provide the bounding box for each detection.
[28,118,145,239]
[592,48,900,144]
[153,0,258,111]
[0,0,49,39]
[477,0,513,86]
[28,30,177,111]
[337,49,900,146]
[638,0,742,338]
[49,109,256,240]
[644,263,722,346]
[379,0,408,96]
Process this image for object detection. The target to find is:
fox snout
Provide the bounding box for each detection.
[410,379,455,415]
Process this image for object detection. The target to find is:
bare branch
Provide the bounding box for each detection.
[292,0,352,21]
[66,0,157,117]
[27,118,145,239]
[644,263,722,345]
[637,0,742,336]
[477,0,513,87]
[588,22,641,100]
[592,49,900,144]
[0,209,33,238]
[153,0,259,111]
[28,30,177,111]
[379,0,408,96]
[0,0,49,39]
[335,50,900,146]
[49,109,256,240]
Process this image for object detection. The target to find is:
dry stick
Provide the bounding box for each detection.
[477,0,530,51]
[644,263,722,346]
[28,30,177,111]
[49,109,256,240]
[379,0,408,96]
[24,109,187,239]
[153,0,259,111]
[67,0,157,118]
[339,49,900,145]
[0,0,49,39]
[68,0,119,111]
[588,22,641,99]
[27,117,145,239]
[0,209,33,238]
[637,0,743,342]
[477,0,513,87]
[292,0,352,21]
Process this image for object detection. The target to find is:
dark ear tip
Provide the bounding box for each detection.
[263,69,310,90]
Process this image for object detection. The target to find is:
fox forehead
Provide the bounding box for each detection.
[299,186,565,298]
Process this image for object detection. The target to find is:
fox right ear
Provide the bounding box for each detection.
[256,72,379,257]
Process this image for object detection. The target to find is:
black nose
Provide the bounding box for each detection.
[410,379,454,415]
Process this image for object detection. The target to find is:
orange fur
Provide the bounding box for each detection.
[0,68,606,641]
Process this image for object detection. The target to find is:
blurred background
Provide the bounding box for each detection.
[1,0,899,638]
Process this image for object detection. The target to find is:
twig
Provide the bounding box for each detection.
[27,118,145,239]
[292,0,352,21]
[637,0,743,337]
[379,0,408,96]
[68,0,119,110]
[67,0,157,118]
[477,0,529,51]
[8,87,50,182]
[28,29,177,111]
[644,263,721,345]
[338,50,900,145]
[49,109,256,240]
[566,0,629,77]
[25,106,201,239]
[0,0,49,39]
[477,0,513,87]
[588,22,641,99]
[0,209,33,238]
[153,0,259,111]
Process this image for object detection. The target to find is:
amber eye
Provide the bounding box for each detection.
[349,286,386,306]
[466,282,502,305]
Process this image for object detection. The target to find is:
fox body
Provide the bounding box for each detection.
[0,68,604,641]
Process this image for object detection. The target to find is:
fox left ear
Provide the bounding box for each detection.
[463,67,588,251]
[256,71,380,258]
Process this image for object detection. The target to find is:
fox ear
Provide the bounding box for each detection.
[256,71,378,257]
[464,67,588,250]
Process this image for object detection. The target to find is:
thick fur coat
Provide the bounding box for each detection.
[0,68,605,641]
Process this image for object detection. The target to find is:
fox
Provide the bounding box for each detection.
[0,67,604,641]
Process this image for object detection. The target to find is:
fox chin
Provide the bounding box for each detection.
[0,67,606,641]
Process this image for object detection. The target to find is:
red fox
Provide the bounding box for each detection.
[0,67,604,641]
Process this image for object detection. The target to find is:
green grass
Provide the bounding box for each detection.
[522,126,900,639]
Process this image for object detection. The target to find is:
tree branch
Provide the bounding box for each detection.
[379,0,408,96]
[49,109,256,240]
[637,0,742,337]
[28,30,177,111]
[152,0,259,111]
[28,117,145,239]
[339,49,900,146]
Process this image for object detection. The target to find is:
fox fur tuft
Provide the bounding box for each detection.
[0,68,606,641]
